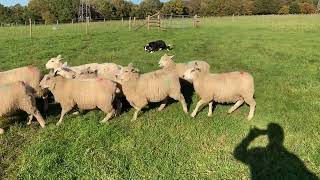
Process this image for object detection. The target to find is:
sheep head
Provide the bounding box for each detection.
[54,67,76,79]
[116,64,140,83]
[158,54,174,68]
[182,67,201,80]
[46,55,64,70]
[40,74,56,89]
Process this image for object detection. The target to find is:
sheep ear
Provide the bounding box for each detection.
[62,62,68,67]
[57,55,61,59]
[134,68,140,73]
[128,63,133,67]
[169,55,174,59]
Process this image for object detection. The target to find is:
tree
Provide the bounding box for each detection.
[92,0,114,18]
[289,1,300,14]
[161,0,185,15]
[139,0,162,16]
[299,2,316,13]
[254,0,280,14]
[278,5,289,14]
[111,0,132,17]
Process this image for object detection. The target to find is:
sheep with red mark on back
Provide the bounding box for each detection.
[183,67,256,120]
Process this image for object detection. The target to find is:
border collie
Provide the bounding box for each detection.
[144,40,171,53]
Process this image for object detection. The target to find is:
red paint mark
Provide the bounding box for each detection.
[97,77,104,82]
[27,66,37,74]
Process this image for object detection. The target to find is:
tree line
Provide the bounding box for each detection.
[0,0,319,24]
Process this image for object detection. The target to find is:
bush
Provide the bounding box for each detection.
[278,5,289,14]
[299,2,316,14]
[289,2,300,14]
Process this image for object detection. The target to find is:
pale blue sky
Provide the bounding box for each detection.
[0,0,168,6]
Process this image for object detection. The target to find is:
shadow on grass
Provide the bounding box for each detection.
[233,123,319,180]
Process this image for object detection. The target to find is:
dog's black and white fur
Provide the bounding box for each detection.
[144,40,171,53]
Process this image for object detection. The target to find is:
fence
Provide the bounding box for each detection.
[0,13,200,39]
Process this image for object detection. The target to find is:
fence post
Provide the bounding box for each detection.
[104,18,106,22]
[147,15,150,30]
[86,17,89,35]
[29,18,32,39]
[72,19,74,24]
[129,17,132,31]
[134,17,136,26]
[33,20,35,26]
[122,17,124,24]
[157,13,160,31]
[56,20,59,26]
[232,14,234,22]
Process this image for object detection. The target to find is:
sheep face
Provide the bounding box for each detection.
[158,54,174,67]
[46,55,63,70]
[40,74,57,89]
[54,67,76,79]
[183,67,201,80]
[116,66,139,83]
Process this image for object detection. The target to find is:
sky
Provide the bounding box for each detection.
[0,0,168,6]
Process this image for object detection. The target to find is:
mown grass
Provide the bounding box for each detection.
[0,15,320,179]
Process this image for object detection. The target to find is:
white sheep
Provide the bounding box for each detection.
[46,55,100,73]
[0,65,45,97]
[46,55,123,80]
[116,64,188,121]
[158,54,210,80]
[54,67,98,79]
[0,66,48,116]
[0,81,46,134]
[183,67,256,120]
[39,73,119,125]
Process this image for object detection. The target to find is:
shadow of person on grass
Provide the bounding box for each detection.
[233,123,318,180]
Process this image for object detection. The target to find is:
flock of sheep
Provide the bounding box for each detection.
[0,54,256,134]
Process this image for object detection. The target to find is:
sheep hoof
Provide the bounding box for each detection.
[0,129,4,134]
[56,122,62,126]
[191,113,196,118]
[131,118,137,122]
[207,114,212,117]
[27,122,32,126]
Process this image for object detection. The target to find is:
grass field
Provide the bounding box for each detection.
[0,15,320,179]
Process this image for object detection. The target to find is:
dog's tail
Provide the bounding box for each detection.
[167,44,173,51]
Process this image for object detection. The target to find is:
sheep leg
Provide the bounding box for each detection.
[208,102,213,117]
[57,106,72,126]
[228,100,244,114]
[132,108,141,121]
[0,128,4,134]
[191,100,207,118]
[100,109,116,123]
[27,114,33,125]
[244,97,256,120]
[170,93,188,113]
[158,98,168,111]
[33,111,46,128]
[21,96,45,128]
